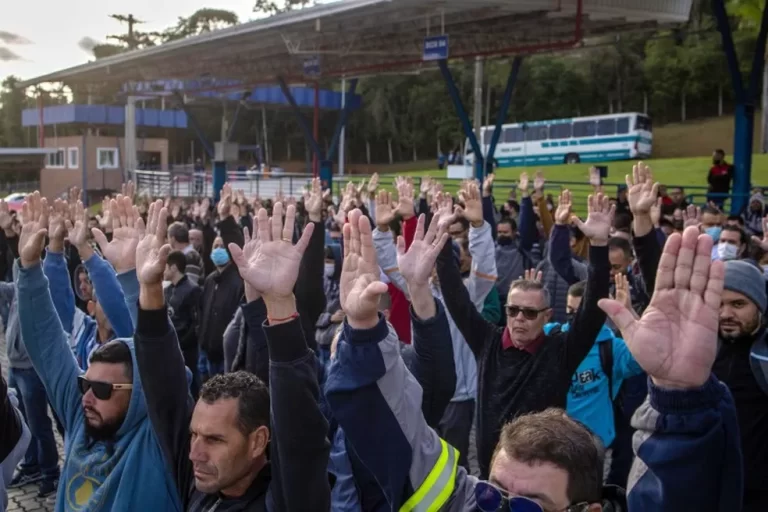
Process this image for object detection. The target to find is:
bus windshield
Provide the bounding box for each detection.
[636,115,652,133]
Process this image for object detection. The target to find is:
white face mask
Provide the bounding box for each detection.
[717,242,739,261]
[324,263,335,278]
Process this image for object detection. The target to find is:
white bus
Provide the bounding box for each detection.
[464,112,652,168]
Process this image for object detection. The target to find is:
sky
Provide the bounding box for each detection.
[0,1,261,81]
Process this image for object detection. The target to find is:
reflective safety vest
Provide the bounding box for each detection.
[400,438,459,512]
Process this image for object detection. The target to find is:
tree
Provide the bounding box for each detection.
[253,0,312,16]
[162,9,240,42]
[0,76,27,147]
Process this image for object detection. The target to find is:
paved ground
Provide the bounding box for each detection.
[1,331,61,512]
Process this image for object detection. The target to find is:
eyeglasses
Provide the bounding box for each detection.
[77,376,133,401]
[505,305,548,320]
[475,482,590,512]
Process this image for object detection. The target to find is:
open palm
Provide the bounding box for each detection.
[626,162,659,215]
[573,193,614,243]
[599,227,723,389]
[93,196,140,273]
[229,202,313,300]
[340,209,388,322]
[135,200,171,285]
[397,213,449,286]
[19,192,48,268]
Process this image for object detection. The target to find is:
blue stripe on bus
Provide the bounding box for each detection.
[495,150,633,167]
[538,135,652,149]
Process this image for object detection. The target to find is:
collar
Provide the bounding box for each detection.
[502,328,545,354]
[215,463,271,503]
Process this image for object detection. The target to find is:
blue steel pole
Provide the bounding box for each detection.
[438,59,484,180]
[487,57,523,168]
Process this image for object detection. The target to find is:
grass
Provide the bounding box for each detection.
[334,154,768,216]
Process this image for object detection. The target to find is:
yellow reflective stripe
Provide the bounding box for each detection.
[400,438,458,512]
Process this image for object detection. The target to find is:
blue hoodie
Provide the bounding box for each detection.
[544,322,643,447]
[16,261,180,512]
[44,250,135,370]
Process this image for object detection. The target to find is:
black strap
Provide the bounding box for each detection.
[599,340,615,407]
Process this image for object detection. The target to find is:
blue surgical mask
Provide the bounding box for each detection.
[716,242,739,261]
[211,247,230,266]
[705,226,722,242]
[324,263,335,278]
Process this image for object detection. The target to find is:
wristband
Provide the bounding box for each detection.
[268,312,299,324]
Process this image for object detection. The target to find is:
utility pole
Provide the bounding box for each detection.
[108,14,147,50]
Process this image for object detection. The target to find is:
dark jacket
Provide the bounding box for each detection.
[164,275,201,352]
[708,162,734,193]
[198,263,244,363]
[436,237,610,477]
[134,306,331,512]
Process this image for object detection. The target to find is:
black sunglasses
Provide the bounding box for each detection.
[77,376,133,401]
[505,305,548,320]
[475,481,590,512]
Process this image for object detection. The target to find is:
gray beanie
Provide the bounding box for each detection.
[724,260,767,312]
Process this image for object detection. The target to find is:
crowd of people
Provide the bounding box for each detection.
[0,162,765,512]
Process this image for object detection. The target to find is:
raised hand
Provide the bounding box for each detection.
[97,196,112,231]
[93,195,141,273]
[435,192,460,231]
[420,176,434,198]
[682,204,701,229]
[457,180,483,227]
[395,176,415,219]
[65,199,91,256]
[533,170,545,193]
[517,172,530,197]
[121,181,135,200]
[367,173,380,195]
[340,209,389,329]
[613,272,635,313]
[0,200,12,231]
[228,202,314,301]
[303,177,327,223]
[751,215,768,251]
[482,173,495,198]
[650,198,662,227]
[599,227,723,390]
[218,183,233,219]
[375,190,396,227]
[523,268,543,282]
[554,189,573,225]
[48,199,67,252]
[397,213,449,287]
[135,200,171,286]
[19,192,48,268]
[626,161,659,215]
[572,193,615,245]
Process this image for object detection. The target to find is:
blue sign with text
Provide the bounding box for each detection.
[304,56,321,77]
[423,35,449,61]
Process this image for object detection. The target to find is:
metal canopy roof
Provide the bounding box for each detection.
[19,0,692,91]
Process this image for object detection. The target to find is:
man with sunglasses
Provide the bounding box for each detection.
[134,200,330,511]
[328,210,743,512]
[14,192,181,511]
[435,190,614,477]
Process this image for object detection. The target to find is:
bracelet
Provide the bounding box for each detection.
[268,312,299,324]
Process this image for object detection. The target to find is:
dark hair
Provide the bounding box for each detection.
[714,148,725,157]
[168,222,190,244]
[612,212,632,233]
[568,280,586,298]
[90,341,133,381]
[701,206,720,216]
[659,218,674,230]
[722,224,748,245]
[200,371,270,436]
[726,214,744,226]
[498,217,518,231]
[608,237,632,258]
[492,408,603,504]
[167,250,187,273]
[451,217,470,232]
[324,246,335,260]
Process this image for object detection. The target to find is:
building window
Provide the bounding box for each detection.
[97,148,119,169]
[46,148,65,169]
[68,147,79,169]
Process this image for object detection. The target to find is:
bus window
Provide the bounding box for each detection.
[635,115,653,132]
[597,119,616,136]
[525,125,548,141]
[616,117,630,134]
[482,130,493,145]
[549,123,572,139]
[573,120,596,138]
[503,127,524,143]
